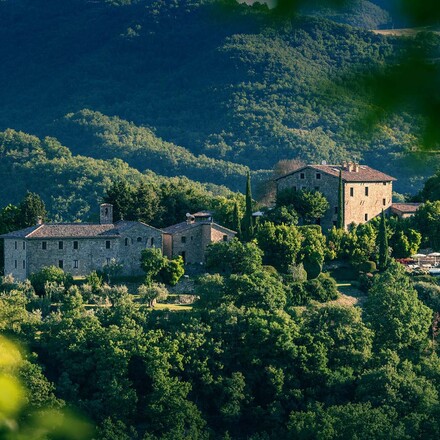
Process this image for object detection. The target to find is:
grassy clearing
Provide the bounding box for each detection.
[334,281,366,307]
[372,26,440,37]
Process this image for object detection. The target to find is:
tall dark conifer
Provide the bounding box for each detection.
[232,200,242,237]
[337,170,344,229]
[242,172,254,241]
[18,192,47,227]
[378,209,389,270]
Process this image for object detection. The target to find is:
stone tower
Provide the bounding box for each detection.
[100,203,113,224]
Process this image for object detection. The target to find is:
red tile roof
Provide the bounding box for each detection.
[276,164,396,183]
[391,203,422,213]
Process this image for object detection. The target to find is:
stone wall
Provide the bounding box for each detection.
[4,239,28,281]
[276,167,339,230]
[343,181,392,227]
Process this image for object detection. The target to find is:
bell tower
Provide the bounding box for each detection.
[100,203,113,224]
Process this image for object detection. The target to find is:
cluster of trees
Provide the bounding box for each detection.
[0,256,438,439]
[1,0,439,195]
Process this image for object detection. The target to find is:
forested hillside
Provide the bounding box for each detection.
[0,0,438,200]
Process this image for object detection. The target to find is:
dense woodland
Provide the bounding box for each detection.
[0,0,439,199]
[1,170,440,439]
[1,0,440,439]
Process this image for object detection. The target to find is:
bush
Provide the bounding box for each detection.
[29,266,73,296]
[359,260,377,273]
[304,259,322,280]
[286,282,309,306]
[359,272,374,293]
[414,281,440,312]
[305,273,339,302]
[159,256,185,286]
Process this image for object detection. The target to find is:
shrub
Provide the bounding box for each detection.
[159,256,185,286]
[359,261,377,273]
[29,266,73,296]
[304,273,339,302]
[286,282,309,306]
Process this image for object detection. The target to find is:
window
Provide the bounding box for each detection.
[350,187,354,197]
[383,198,386,206]
[365,187,369,196]
[383,182,387,185]
[73,241,79,250]
[125,238,129,246]
[106,258,110,265]
[151,238,154,246]
[181,236,187,244]
[14,260,17,269]
[22,260,26,269]
[223,235,228,242]
[181,251,186,263]
[22,242,25,250]
[300,172,305,179]
[14,241,17,250]
[42,241,47,250]
[137,237,142,242]
[58,260,64,269]
[365,213,368,221]
[334,206,338,214]
[316,173,321,179]
[292,186,297,191]
[314,186,320,191]
[74,260,78,269]
[333,220,337,227]
[106,240,111,249]
[301,185,306,190]
[59,241,63,250]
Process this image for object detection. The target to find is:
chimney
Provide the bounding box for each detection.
[347,162,354,172]
[354,163,359,172]
[37,217,43,225]
[342,161,348,170]
[186,213,195,224]
[100,203,113,224]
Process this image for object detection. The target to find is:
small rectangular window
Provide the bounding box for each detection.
[181,236,186,244]
[334,207,338,214]
[223,235,228,242]
[23,260,26,269]
[58,260,64,269]
[59,241,63,250]
[293,186,297,191]
[74,260,78,269]
[300,173,305,179]
[383,182,387,185]
[316,173,321,180]
[106,258,110,265]
[125,238,129,246]
[42,241,47,250]
[350,188,354,197]
[314,186,320,191]
[383,198,386,206]
[333,220,337,227]
[365,213,368,221]
[73,241,79,250]
[23,242,25,250]
[106,240,111,249]
[151,238,154,246]
[14,241,17,250]
[14,260,17,269]
[365,187,369,196]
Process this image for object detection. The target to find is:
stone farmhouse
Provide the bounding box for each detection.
[1,205,236,281]
[1,204,163,281]
[275,162,398,230]
[163,211,236,264]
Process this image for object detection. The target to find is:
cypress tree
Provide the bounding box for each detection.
[378,209,389,270]
[242,172,254,241]
[337,170,344,229]
[232,200,242,237]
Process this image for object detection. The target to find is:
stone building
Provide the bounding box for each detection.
[1,204,163,281]
[163,211,236,264]
[391,203,422,219]
[275,162,396,230]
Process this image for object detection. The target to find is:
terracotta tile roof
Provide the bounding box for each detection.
[276,164,396,183]
[163,221,236,236]
[391,203,422,213]
[0,220,162,239]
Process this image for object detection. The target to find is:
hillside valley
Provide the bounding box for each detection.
[0,0,439,214]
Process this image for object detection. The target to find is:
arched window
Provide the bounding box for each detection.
[137,237,142,242]
[125,238,129,246]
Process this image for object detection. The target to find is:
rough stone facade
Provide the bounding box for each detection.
[1,206,163,281]
[276,163,395,230]
[163,213,236,265]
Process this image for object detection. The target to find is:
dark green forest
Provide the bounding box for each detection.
[0,0,439,210]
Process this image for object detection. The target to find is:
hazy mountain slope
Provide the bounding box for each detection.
[0,129,234,221]
[0,0,437,194]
